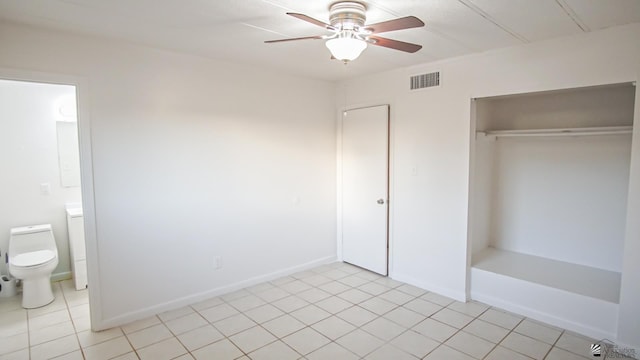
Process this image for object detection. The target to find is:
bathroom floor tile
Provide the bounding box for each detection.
[30,334,80,360]
[29,320,76,346]
[29,309,71,330]
[0,332,29,356]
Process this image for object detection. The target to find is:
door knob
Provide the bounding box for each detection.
[377,199,385,204]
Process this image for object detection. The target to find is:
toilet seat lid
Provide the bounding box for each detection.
[11,250,56,267]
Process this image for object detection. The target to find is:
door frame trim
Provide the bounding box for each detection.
[0,67,104,330]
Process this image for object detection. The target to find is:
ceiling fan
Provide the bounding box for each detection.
[265,1,425,62]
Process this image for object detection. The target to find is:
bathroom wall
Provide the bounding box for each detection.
[0,21,337,327]
[0,79,81,278]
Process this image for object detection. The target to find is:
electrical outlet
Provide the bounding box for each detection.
[213,256,222,270]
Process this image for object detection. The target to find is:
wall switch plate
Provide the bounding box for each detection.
[214,256,222,270]
[40,182,51,195]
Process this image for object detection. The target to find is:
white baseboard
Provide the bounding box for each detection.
[390,271,466,302]
[96,255,337,331]
[471,290,616,342]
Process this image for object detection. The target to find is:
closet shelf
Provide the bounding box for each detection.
[478,126,633,138]
[472,247,621,303]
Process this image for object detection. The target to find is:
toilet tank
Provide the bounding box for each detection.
[9,224,56,256]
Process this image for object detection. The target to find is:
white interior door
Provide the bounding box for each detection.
[341,105,389,275]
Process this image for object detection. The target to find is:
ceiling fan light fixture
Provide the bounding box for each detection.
[325,33,367,62]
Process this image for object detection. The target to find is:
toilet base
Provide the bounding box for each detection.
[21,276,55,309]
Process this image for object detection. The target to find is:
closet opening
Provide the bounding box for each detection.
[467,82,636,339]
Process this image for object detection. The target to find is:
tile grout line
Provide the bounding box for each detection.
[543,329,565,360]
[10,263,609,360]
[61,281,89,360]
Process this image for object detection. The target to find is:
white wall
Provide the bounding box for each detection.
[0,79,81,278]
[490,135,631,272]
[337,23,640,347]
[0,21,337,327]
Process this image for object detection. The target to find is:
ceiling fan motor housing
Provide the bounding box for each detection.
[329,1,367,31]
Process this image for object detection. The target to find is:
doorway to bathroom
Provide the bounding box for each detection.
[0,77,91,317]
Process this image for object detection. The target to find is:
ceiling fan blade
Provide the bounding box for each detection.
[368,35,422,53]
[365,16,425,34]
[287,13,335,30]
[265,35,325,43]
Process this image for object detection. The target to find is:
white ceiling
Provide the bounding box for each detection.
[1,0,639,81]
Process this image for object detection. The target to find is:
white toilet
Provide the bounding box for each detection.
[8,224,59,308]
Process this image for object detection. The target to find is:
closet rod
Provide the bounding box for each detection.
[479,126,633,138]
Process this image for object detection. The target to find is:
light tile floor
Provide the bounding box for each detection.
[0,262,636,360]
